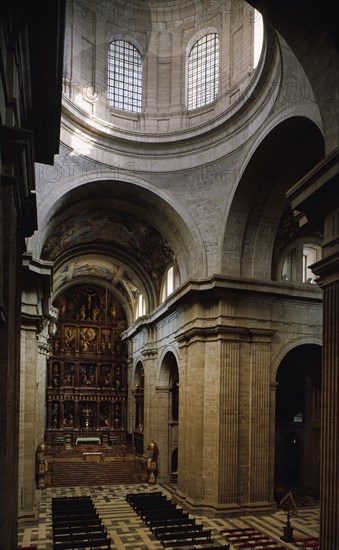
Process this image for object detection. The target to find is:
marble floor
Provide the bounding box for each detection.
[18,484,320,549]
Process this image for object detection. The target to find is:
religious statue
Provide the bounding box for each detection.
[60,300,67,316]
[81,403,93,428]
[147,441,158,484]
[100,366,111,387]
[52,403,59,428]
[92,305,100,321]
[53,338,60,354]
[36,442,46,489]
[80,365,96,386]
[100,405,110,427]
[64,326,75,350]
[82,288,96,310]
[80,305,86,320]
[63,403,74,426]
[52,365,59,387]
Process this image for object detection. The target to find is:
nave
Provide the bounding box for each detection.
[18,484,319,550]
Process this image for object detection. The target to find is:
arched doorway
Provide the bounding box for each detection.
[275,344,321,499]
[157,351,179,483]
[133,362,145,455]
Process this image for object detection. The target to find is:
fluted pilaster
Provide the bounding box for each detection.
[319,282,339,550]
[249,341,271,502]
[219,340,240,503]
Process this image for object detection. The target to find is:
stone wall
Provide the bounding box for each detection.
[125,278,322,514]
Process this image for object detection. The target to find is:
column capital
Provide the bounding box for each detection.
[312,252,339,289]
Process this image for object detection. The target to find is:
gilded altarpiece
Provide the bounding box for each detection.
[45,285,128,447]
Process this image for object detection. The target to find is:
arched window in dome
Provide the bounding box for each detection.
[108,40,142,113]
[187,33,219,110]
[135,293,146,320]
[161,264,179,302]
[253,9,264,69]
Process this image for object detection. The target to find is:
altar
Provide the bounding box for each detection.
[76,436,101,446]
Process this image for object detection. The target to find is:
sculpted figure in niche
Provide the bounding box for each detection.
[53,338,60,354]
[63,365,75,386]
[100,405,110,427]
[114,366,121,389]
[52,365,59,387]
[64,326,75,350]
[111,304,117,319]
[92,305,100,321]
[80,305,86,320]
[81,403,94,428]
[114,403,121,428]
[80,365,96,386]
[52,403,59,428]
[100,366,111,387]
[82,288,96,310]
[60,300,67,316]
[63,403,74,426]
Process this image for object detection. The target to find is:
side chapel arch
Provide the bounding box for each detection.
[274,343,322,499]
[156,349,180,483]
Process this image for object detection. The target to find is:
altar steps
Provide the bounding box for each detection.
[47,456,147,487]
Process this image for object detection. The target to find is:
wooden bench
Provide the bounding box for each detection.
[221,528,256,535]
[227,531,265,538]
[159,527,212,546]
[126,491,162,503]
[53,525,107,538]
[52,495,109,549]
[142,508,188,522]
[53,538,111,549]
[153,523,204,537]
[233,537,271,547]
[293,537,320,549]
[240,543,286,549]
[150,517,196,530]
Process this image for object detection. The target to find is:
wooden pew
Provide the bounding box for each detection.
[149,516,196,530]
[158,527,212,546]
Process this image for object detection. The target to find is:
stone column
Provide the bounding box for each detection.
[312,258,339,550]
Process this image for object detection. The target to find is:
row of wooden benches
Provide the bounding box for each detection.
[126,491,219,547]
[220,527,320,549]
[293,536,320,549]
[52,496,111,549]
[220,527,286,549]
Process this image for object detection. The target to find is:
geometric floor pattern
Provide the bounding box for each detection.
[18,484,320,549]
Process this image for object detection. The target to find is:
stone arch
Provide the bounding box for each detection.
[155,349,180,483]
[157,347,180,387]
[33,176,207,284]
[222,116,325,278]
[274,343,322,498]
[131,360,145,455]
[245,1,339,152]
[271,336,322,384]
